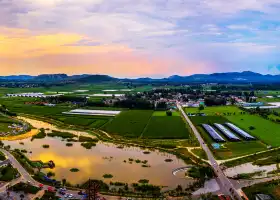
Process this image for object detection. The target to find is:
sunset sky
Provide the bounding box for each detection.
[1,0,280,77]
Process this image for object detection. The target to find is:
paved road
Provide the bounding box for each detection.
[177,103,244,200]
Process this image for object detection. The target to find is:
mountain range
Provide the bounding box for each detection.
[0,71,279,83]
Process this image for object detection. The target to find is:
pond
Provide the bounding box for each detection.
[224,162,277,178]
[3,117,194,189]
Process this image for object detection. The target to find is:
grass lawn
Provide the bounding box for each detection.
[185,106,242,116]
[191,149,208,160]
[215,141,267,159]
[102,110,153,138]
[226,114,280,147]
[142,116,190,139]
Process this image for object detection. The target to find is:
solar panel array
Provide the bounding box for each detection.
[214,123,240,141]
[225,122,255,140]
[202,124,225,142]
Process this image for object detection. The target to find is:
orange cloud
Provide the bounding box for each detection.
[0,27,214,77]
[0,27,130,58]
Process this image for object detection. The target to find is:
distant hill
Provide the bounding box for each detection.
[76,75,116,83]
[0,71,279,83]
[0,75,34,81]
[33,74,68,81]
[166,71,280,83]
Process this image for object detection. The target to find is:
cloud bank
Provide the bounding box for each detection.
[0,0,280,76]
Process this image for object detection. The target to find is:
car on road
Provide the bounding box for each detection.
[59,191,66,195]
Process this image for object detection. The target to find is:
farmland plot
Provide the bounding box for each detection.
[142,116,190,139]
[102,110,153,138]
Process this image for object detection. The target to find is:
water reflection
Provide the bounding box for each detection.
[4,138,193,188]
[3,117,194,188]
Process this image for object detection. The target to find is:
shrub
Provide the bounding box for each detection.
[81,142,96,149]
[32,128,46,140]
[103,174,113,178]
[138,179,149,184]
[166,110,172,116]
[78,136,99,143]
[70,168,79,172]
[11,182,40,194]
[249,126,255,130]
[48,131,75,139]
[164,159,173,162]
[47,171,55,177]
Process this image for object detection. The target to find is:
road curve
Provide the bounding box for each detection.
[0,149,84,199]
[177,103,244,200]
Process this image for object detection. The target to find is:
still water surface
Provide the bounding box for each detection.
[3,117,193,188]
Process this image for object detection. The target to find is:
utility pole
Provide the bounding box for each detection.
[86,179,100,200]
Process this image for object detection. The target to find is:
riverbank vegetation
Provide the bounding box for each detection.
[78,136,99,142]
[31,128,46,140]
[81,142,97,149]
[12,149,45,174]
[0,151,6,161]
[66,143,73,147]
[187,166,214,179]
[42,144,50,148]
[48,130,75,139]
[231,171,264,179]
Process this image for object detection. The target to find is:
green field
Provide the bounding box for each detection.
[185,106,242,116]
[142,115,189,139]
[152,111,180,116]
[226,114,280,147]
[0,115,19,132]
[0,97,112,128]
[257,97,280,102]
[102,110,190,139]
[268,114,280,121]
[0,83,133,96]
[190,116,267,159]
[255,90,280,97]
[102,110,153,138]
[243,179,280,200]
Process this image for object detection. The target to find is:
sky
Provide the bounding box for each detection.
[1,0,280,77]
